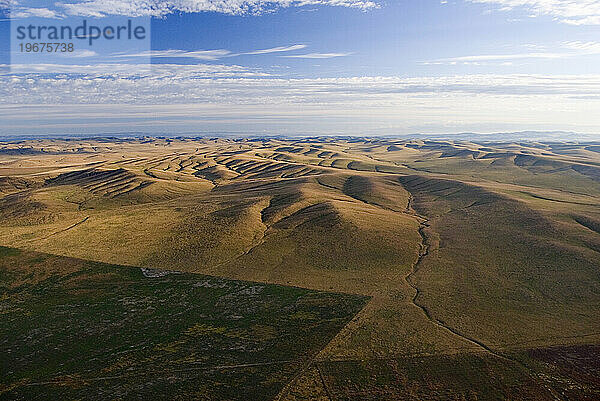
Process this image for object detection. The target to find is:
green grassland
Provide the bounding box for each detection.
[0,247,368,400]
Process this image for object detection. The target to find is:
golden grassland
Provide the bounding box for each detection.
[1,137,600,399]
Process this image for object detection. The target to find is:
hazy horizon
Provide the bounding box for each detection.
[1,130,599,143]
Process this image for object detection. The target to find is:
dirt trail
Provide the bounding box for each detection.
[27,216,90,242]
[404,194,563,401]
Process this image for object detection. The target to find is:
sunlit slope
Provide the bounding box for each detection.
[400,175,600,349]
[2,137,600,399]
[0,163,480,358]
[357,139,600,197]
[1,137,600,357]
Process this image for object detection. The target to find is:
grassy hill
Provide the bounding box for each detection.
[1,137,599,399]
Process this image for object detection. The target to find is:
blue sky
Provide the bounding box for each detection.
[150,1,600,77]
[1,0,600,136]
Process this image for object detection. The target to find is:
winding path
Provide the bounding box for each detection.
[404,194,563,401]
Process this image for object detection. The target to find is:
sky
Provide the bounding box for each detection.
[0,0,600,136]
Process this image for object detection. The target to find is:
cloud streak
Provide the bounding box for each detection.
[469,0,600,25]
[112,49,233,60]
[110,45,313,60]
[9,7,64,18]
[282,52,352,58]
[243,44,307,55]
[424,41,600,65]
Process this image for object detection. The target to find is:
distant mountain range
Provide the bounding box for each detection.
[1,131,598,142]
[387,131,600,142]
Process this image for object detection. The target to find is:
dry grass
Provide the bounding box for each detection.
[2,137,600,398]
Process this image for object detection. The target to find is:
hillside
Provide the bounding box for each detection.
[1,137,599,399]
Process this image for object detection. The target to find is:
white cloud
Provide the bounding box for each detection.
[468,0,600,25]
[109,45,342,61]
[110,45,308,60]
[54,0,379,17]
[1,68,600,105]
[70,49,99,57]
[0,70,599,134]
[282,52,352,58]
[425,41,600,65]
[0,0,15,9]
[3,62,268,77]
[563,15,600,25]
[112,49,233,60]
[10,7,64,18]
[562,41,600,53]
[243,44,307,55]
[427,52,565,63]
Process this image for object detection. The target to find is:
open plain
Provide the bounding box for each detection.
[1,137,600,400]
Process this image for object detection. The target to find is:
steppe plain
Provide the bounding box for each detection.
[1,137,599,400]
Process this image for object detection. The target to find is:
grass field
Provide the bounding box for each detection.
[0,247,368,400]
[1,137,599,399]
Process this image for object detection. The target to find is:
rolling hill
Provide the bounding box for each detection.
[1,137,599,400]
